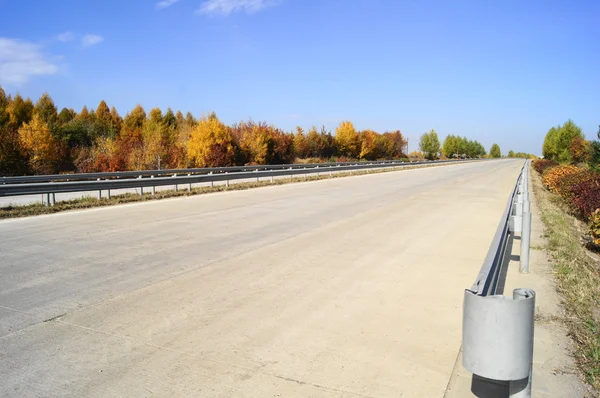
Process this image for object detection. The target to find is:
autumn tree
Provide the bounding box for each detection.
[187,113,236,167]
[419,129,440,160]
[270,128,295,164]
[335,121,359,158]
[381,130,406,158]
[293,127,309,159]
[18,114,60,174]
[0,93,34,175]
[569,136,590,163]
[33,93,58,127]
[359,129,378,160]
[7,94,34,129]
[239,121,274,165]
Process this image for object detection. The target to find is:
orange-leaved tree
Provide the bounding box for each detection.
[187,113,237,167]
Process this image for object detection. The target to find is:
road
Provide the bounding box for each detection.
[0,159,522,397]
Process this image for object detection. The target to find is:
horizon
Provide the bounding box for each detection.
[2,0,599,155]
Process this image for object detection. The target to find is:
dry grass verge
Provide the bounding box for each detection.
[0,162,463,219]
[532,165,600,391]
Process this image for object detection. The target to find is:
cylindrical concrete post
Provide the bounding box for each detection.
[271,176,274,183]
[107,190,111,200]
[226,180,229,188]
[50,193,56,206]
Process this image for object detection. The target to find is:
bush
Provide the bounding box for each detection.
[589,209,600,247]
[555,168,596,201]
[567,175,600,220]
[542,165,581,193]
[532,159,558,174]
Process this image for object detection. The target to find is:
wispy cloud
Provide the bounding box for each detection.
[156,0,182,9]
[196,0,279,16]
[56,31,75,42]
[81,34,104,48]
[0,38,58,85]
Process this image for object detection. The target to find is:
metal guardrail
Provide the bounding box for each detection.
[0,159,475,205]
[462,160,535,397]
[0,160,415,184]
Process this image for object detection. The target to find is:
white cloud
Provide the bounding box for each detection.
[56,31,75,42]
[197,0,279,16]
[0,38,58,85]
[156,0,181,8]
[81,34,104,48]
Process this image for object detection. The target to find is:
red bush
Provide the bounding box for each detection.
[567,175,600,220]
[533,159,558,174]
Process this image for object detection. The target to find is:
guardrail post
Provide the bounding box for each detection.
[271,176,274,183]
[138,176,143,195]
[520,162,531,273]
[107,189,111,200]
[151,175,155,195]
[463,289,536,398]
[97,178,102,200]
[508,289,535,397]
[50,193,56,206]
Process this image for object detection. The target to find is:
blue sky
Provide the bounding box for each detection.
[1,0,598,155]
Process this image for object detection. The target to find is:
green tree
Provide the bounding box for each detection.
[490,143,502,158]
[542,120,584,163]
[508,150,515,158]
[442,135,459,158]
[419,129,440,160]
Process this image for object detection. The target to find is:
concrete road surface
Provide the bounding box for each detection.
[0,159,523,397]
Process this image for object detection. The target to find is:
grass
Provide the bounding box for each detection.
[531,165,600,391]
[0,162,459,219]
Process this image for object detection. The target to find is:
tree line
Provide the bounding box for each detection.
[542,119,597,165]
[0,87,408,176]
[417,129,493,160]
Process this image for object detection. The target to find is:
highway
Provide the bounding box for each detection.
[0,159,522,397]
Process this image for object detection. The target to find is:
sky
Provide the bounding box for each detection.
[0,0,598,155]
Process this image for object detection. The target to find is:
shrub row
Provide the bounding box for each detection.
[532,159,558,174]
[533,159,600,221]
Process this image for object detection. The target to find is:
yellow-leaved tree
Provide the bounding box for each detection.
[187,113,237,167]
[335,121,359,158]
[359,129,378,160]
[18,114,59,174]
[239,122,274,165]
